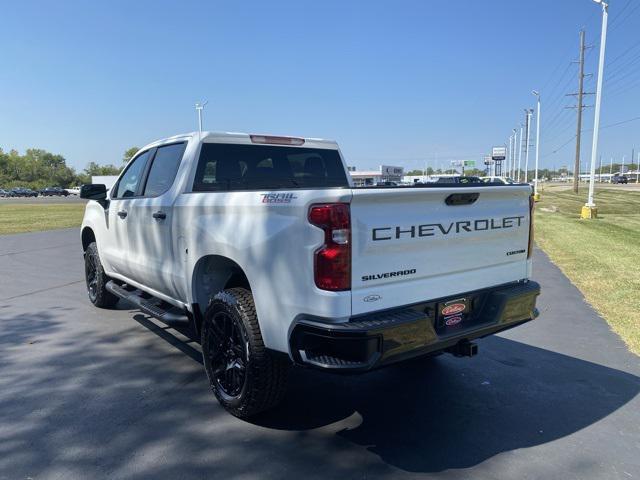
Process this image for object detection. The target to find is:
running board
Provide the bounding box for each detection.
[106,281,190,327]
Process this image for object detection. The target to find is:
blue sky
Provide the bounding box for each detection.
[1,0,639,173]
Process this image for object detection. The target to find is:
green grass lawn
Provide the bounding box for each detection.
[0,203,86,235]
[535,186,640,354]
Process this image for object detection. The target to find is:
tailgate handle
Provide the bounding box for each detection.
[445,193,479,206]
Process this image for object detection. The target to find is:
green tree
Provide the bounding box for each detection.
[84,162,121,177]
[0,147,78,189]
[406,167,435,176]
[123,147,140,164]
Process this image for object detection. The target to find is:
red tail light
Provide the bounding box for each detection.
[527,195,535,258]
[308,203,351,291]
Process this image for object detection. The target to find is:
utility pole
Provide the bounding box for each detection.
[572,30,587,194]
[524,109,533,183]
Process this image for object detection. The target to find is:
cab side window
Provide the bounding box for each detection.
[113,151,150,199]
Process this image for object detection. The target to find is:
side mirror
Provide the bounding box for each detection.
[80,184,109,208]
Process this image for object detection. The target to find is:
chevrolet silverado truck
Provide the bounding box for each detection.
[80,132,540,418]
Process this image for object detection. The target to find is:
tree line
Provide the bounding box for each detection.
[0,146,138,190]
[405,165,635,179]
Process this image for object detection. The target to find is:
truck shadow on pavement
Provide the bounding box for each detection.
[130,313,639,474]
[255,334,640,473]
[1,307,638,478]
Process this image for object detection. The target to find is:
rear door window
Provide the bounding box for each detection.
[192,143,348,191]
[143,142,187,197]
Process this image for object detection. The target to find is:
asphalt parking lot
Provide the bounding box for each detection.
[0,229,638,479]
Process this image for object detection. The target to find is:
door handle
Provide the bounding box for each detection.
[152,211,167,220]
[117,210,128,219]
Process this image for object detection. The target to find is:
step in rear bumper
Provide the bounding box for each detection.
[290,280,540,372]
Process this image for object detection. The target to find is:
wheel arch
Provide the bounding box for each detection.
[190,255,251,329]
[81,226,96,252]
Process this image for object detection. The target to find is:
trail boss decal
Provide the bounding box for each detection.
[260,193,297,204]
[372,216,525,241]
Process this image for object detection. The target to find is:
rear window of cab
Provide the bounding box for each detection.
[192,143,349,191]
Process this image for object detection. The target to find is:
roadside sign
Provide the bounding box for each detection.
[484,156,494,165]
[492,146,507,161]
[380,165,403,175]
[463,160,475,167]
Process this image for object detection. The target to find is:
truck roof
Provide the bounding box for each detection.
[139,131,339,152]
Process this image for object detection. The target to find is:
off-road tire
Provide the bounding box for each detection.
[201,287,289,418]
[84,242,118,308]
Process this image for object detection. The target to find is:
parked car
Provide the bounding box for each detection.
[65,186,81,196]
[435,176,483,184]
[0,188,14,197]
[40,186,70,196]
[481,176,515,184]
[80,131,540,418]
[612,174,628,184]
[10,187,38,197]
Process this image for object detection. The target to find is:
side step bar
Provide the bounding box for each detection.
[106,281,190,327]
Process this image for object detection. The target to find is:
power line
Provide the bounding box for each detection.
[606,38,640,68]
[608,0,633,28]
[601,115,640,130]
[541,116,640,160]
[542,135,577,159]
[607,77,640,98]
[609,1,640,33]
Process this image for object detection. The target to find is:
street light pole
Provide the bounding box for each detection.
[532,91,541,200]
[512,128,517,178]
[505,133,513,177]
[583,0,609,219]
[517,125,523,182]
[524,109,533,183]
[195,100,209,135]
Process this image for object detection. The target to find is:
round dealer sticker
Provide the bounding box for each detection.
[442,303,466,316]
[445,315,463,326]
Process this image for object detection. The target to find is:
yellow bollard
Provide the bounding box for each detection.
[580,205,598,219]
[533,193,541,202]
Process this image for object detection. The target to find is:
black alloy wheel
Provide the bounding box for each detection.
[85,252,99,303]
[205,310,249,399]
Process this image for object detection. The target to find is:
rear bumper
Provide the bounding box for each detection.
[290,280,540,372]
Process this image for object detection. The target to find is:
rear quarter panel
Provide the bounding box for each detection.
[174,188,353,354]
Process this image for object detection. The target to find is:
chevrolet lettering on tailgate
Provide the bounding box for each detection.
[372,216,525,241]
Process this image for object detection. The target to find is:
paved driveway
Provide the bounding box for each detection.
[0,229,638,479]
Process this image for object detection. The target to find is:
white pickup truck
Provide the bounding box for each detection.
[80,132,540,418]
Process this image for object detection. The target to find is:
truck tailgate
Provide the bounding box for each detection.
[350,185,532,315]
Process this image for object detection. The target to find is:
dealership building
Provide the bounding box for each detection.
[348,165,404,186]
